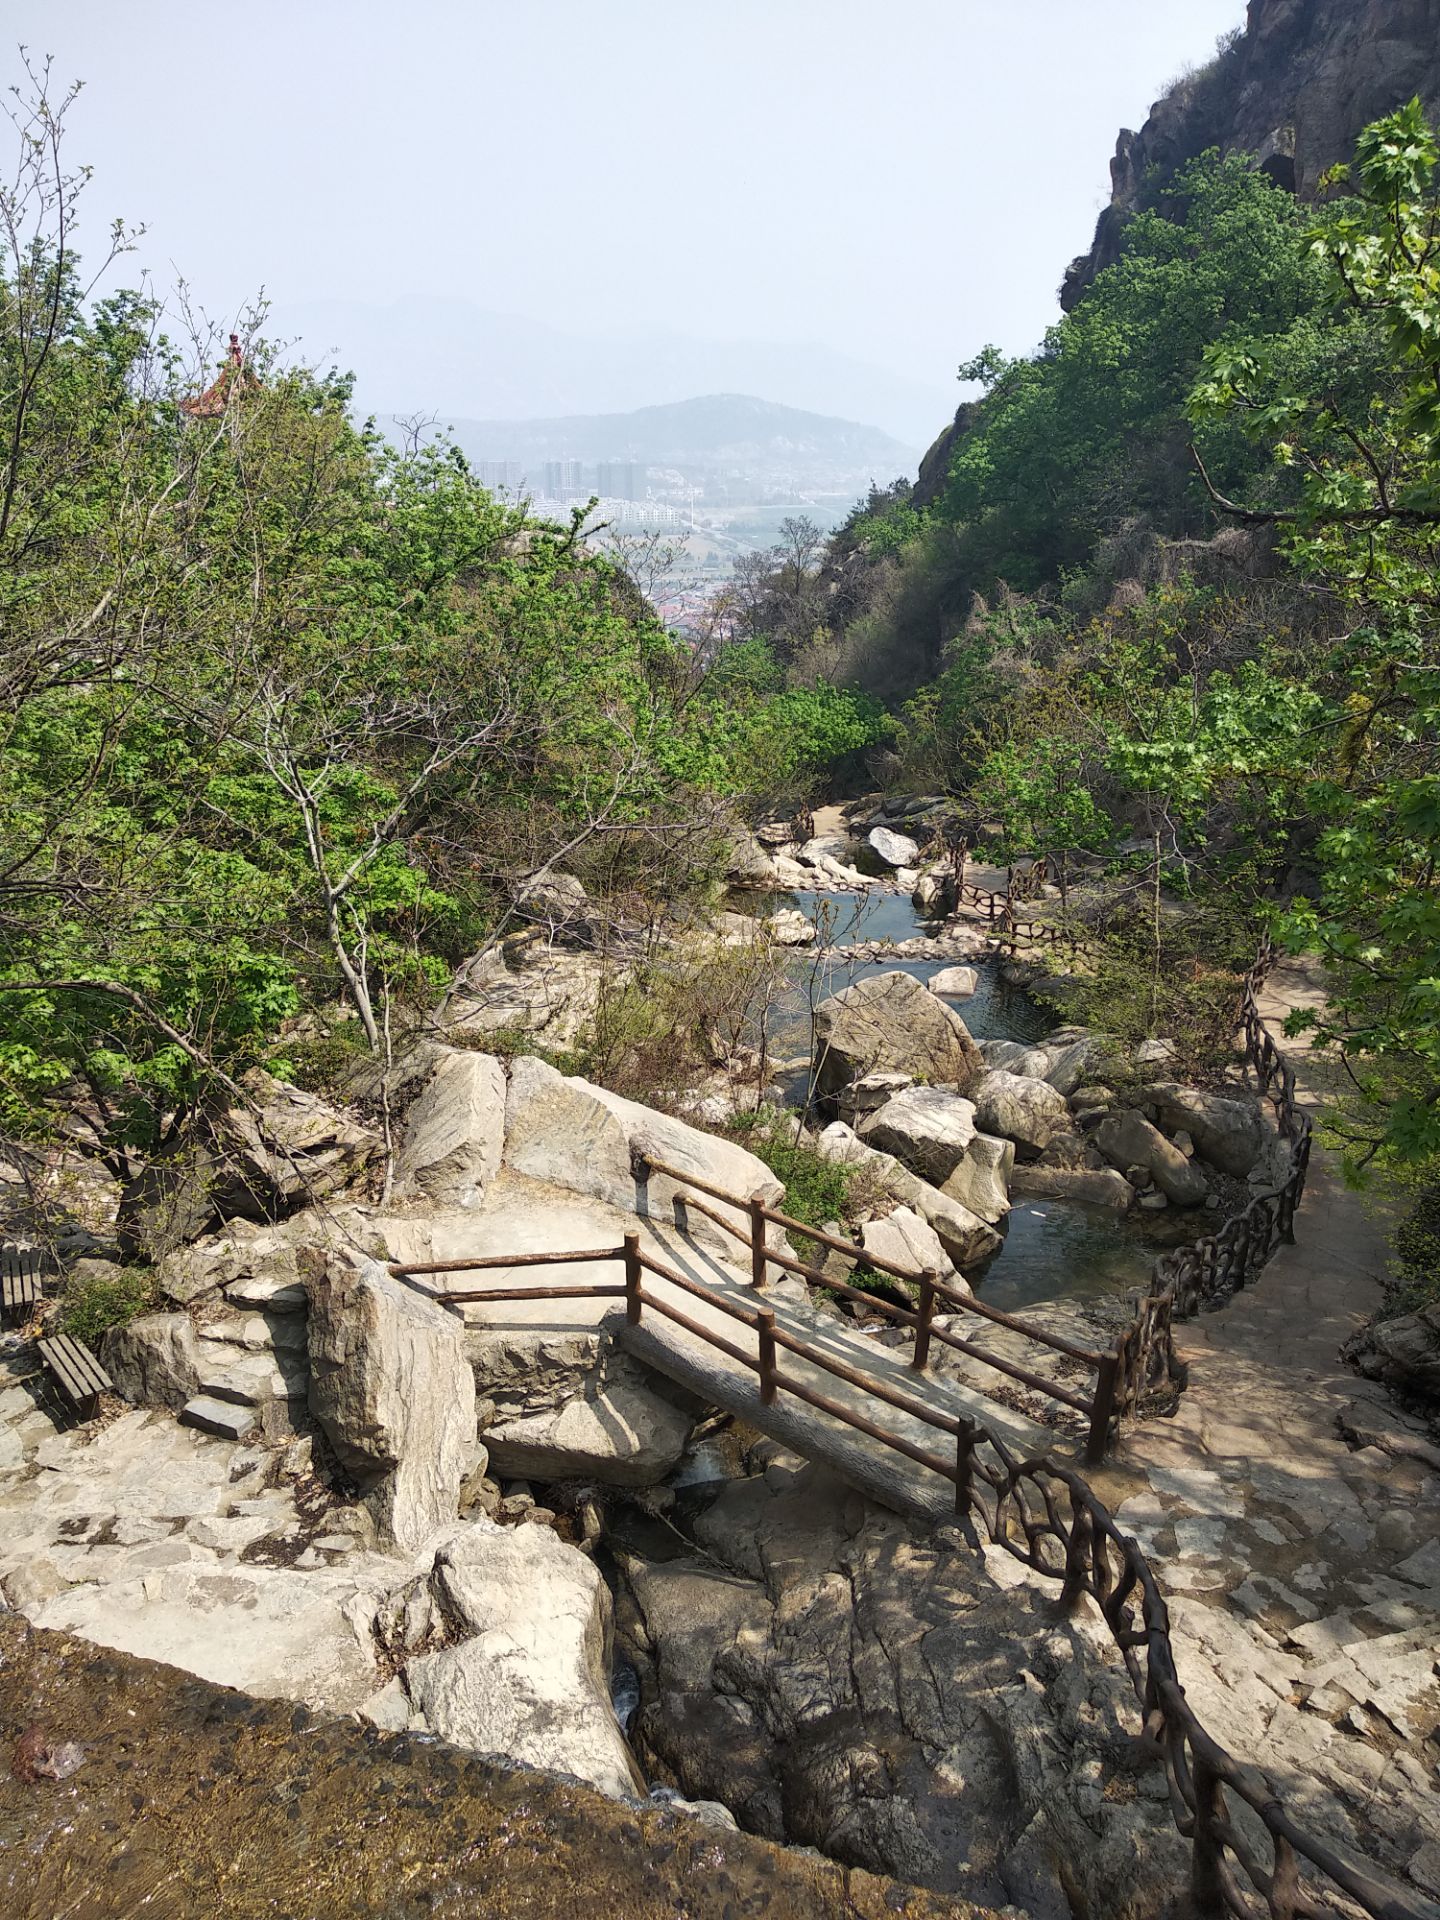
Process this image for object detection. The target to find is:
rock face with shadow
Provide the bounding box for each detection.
[1063,0,1440,309]
[613,1455,1189,1920]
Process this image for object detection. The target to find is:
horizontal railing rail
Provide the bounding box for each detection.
[386,1226,1423,1920]
[634,1149,1119,1460]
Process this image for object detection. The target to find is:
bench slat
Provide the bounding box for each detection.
[51,1338,112,1393]
[38,1335,112,1401]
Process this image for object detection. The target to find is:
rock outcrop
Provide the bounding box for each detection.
[1062,0,1440,309]
[306,1256,476,1553]
[503,1054,784,1260]
[392,1519,642,1802]
[813,970,984,1100]
[392,1047,506,1208]
[618,1458,1189,1916]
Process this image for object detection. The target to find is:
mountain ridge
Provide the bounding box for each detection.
[404,393,917,473]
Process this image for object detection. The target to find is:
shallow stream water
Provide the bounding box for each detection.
[753,885,1165,1312]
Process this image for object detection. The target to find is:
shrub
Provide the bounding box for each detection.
[57,1265,158,1344]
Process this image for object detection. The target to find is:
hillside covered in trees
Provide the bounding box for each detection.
[730,71,1440,1215]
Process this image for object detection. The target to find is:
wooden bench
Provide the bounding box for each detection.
[37,1334,112,1419]
[1,1242,42,1322]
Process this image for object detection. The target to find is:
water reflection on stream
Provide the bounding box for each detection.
[755,886,1166,1311]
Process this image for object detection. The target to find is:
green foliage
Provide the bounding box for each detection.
[56,1264,158,1344]
[941,152,1327,587]
[1191,101,1440,1169]
[723,1113,855,1228]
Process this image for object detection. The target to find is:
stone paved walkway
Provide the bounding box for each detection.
[1092,958,1440,1902]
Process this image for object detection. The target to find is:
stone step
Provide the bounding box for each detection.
[198,1374,260,1409]
[180,1395,258,1441]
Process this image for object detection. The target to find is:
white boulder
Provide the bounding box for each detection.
[940,1132,1014,1225]
[813,970,983,1099]
[503,1056,783,1258]
[858,1085,978,1185]
[970,1069,1070,1159]
[929,965,978,999]
[868,826,921,868]
[392,1048,506,1209]
[307,1256,476,1553]
[400,1519,642,1801]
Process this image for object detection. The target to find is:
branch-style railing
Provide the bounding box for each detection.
[1110,942,1314,1419]
[389,1214,1424,1920]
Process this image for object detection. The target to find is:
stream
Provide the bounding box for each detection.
[755,885,1168,1314]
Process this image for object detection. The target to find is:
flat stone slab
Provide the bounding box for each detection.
[179,1395,257,1441]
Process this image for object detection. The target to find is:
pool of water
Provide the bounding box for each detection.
[979,1197,1163,1313]
[752,888,1056,1058]
[744,886,1156,1311]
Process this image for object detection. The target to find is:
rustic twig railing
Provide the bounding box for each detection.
[389,1215,1423,1920]
[1109,941,1314,1421]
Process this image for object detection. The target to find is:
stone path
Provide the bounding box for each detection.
[1091,958,1440,1901]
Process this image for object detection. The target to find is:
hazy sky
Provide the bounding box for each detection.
[15,2,1246,432]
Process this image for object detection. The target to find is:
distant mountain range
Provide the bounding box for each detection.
[276,296,950,447]
[413,394,918,476]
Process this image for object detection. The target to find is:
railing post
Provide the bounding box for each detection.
[1085,1348,1120,1463]
[1189,1755,1228,1920]
[623,1232,642,1326]
[749,1190,769,1289]
[911,1268,937,1372]
[954,1418,975,1519]
[757,1306,777,1404]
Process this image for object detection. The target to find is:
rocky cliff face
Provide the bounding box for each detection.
[1062,0,1440,309]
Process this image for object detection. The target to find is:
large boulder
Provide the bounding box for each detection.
[1145,1084,1265,1177]
[1094,1110,1208,1206]
[401,1519,641,1802]
[101,1311,204,1411]
[858,1086,978,1185]
[867,826,921,868]
[941,1132,1014,1225]
[970,1069,1070,1160]
[814,1122,1001,1270]
[307,1256,476,1553]
[813,971,983,1100]
[859,1207,965,1290]
[392,1049,506,1209]
[503,1055,783,1259]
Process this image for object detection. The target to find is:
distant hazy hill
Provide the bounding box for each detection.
[279,296,949,446]
[415,394,918,474]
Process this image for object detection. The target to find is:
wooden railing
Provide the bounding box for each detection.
[634,1150,1120,1462]
[388,1220,1424,1920]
